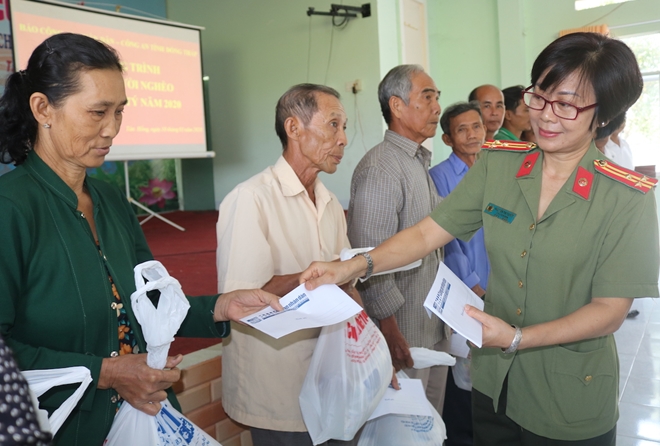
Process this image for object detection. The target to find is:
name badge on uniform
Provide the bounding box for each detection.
[484,203,516,224]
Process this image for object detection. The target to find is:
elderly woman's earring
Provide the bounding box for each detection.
[43,123,51,129]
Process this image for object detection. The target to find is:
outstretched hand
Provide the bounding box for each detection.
[300,257,363,290]
[464,305,517,350]
[214,288,283,322]
[99,353,183,416]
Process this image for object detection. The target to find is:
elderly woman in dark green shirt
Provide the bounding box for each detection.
[0,33,282,445]
[301,33,659,445]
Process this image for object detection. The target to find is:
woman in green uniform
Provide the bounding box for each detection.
[0,33,281,445]
[301,32,659,445]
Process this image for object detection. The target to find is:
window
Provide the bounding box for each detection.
[575,0,635,11]
[620,33,660,167]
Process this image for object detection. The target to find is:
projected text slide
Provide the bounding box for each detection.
[10,0,208,159]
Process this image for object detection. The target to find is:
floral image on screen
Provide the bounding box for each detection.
[139,178,176,209]
[87,159,179,214]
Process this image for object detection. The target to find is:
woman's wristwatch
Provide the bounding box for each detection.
[502,325,523,354]
[353,252,373,281]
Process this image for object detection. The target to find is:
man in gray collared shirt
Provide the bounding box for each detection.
[348,64,447,412]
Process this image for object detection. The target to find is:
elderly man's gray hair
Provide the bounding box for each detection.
[378,64,425,125]
[440,101,482,136]
[275,83,340,149]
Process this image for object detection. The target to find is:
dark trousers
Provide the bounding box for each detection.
[442,368,473,446]
[472,377,616,446]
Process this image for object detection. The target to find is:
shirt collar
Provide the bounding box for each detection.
[23,150,81,209]
[384,130,432,164]
[448,152,469,176]
[272,155,332,206]
[494,127,519,142]
[528,142,602,177]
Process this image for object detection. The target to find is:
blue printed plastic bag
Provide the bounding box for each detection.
[357,371,446,446]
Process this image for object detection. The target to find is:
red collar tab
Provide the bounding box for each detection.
[593,160,657,194]
[516,152,540,178]
[572,166,594,200]
[482,139,537,152]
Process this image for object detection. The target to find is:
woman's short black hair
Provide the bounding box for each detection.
[0,33,123,165]
[531,32,642,139]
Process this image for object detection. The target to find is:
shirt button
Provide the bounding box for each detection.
[529,223,535,230]
[110,395,119,404]
[110,351,119,357]
[518,280,523,288]
[585,375,592,382]
[111,302,117,310]
[521,250,527,257]
[516,308,522,316]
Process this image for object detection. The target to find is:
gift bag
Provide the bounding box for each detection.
[22,366,92,436]
[299,310,391,445]
[105,401,219,446]
[409,347,456,369]
[357,371,446,446]
[104,261,222,446]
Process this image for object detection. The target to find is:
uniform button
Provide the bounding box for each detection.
[110,351,119,357]
[80,212,85,219]
[111,302,117,310]
[110,395,118,404]
[516,308,522,316]
[585,375,592,382]
[521,250,527,257]
[518,280,523,288]
[529,223,535,230]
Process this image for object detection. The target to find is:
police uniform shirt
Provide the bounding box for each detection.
[430,142,660,440]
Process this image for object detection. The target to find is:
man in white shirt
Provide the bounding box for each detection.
[596,116,634,169]
[216,84,359,446]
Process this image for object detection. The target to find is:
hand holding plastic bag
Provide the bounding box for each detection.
[105,261,222,446]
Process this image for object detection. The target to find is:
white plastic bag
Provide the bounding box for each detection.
[131,261,190,369]
[105,401,219,446]
[358,371,446,446]
[299,310,392,445]
[452,356,473,391]
[104,260,222,446]
[409,347,456,369]
[22,366,92,436]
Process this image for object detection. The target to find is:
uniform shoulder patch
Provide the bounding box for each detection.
[482,139,536,152]
[593,160,657,194]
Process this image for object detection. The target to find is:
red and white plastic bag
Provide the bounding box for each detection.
[299,310,392,445]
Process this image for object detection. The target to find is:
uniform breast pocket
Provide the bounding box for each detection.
[550,345,617,425]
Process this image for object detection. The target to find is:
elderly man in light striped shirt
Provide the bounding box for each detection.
[347,64,448,413]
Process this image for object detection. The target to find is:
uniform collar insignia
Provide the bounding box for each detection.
[516,152,540,178]
[572,166,594,200]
